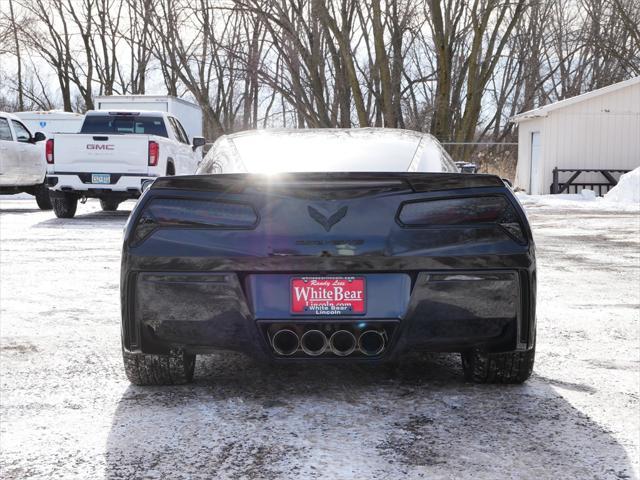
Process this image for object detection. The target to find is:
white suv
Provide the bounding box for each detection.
[0,112,51,209]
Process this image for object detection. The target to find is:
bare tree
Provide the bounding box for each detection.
[7,0,24,110]
[0,3,14,56]
[120,0,155,93]
[17,0,87,110]
[91,0,123,96]
[0,0,636,152]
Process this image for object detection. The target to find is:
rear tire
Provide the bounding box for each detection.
[100,199,120,211]
[122,349,195,386]
[34,184,52,210]
[52,194,78,218]
[461,346,535,384]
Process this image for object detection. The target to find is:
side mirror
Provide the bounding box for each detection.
[141,179,155,192]
[454,161,477,174]
[192,136,206,151]
[33,132,47,143]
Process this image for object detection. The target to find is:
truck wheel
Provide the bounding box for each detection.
[34,184,52,210]
[52,195,78,219]
[100,199,120,211]
[122,349,195,386]
[461,346,535,384]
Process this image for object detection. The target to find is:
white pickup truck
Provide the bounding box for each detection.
[46,110,205,218]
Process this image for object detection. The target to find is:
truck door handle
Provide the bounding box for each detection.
[93,136,109,141]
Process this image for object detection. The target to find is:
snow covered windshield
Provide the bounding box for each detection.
[81,115,168,137]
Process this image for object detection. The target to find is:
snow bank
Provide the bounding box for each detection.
[516,167,639,212]
[0,192,34,201]
[604,167,640,204]
[516,186,639,212]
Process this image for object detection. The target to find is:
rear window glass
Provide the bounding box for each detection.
[81,115,168,137]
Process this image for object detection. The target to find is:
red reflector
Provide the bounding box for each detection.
[148,141,159,166]
[45,139,54,164]
[108,111,140,116]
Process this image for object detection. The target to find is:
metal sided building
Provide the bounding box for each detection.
[511,76,640,195]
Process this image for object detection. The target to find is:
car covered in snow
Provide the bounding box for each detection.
[120,128,536,385]
[0,112,51,209]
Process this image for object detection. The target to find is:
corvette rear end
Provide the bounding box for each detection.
[120,129,536,385]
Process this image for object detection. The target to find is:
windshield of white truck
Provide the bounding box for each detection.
[81,115,168,137]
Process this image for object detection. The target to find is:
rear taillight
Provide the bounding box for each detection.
[45,139,54,164]
[398,196,506,225]
[397,195,526,243]
[131,198,258,245]
[148,141,159,166]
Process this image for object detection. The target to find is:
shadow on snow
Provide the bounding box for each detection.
[105,352,634,479]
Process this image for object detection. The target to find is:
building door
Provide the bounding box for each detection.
[530,132,542,194]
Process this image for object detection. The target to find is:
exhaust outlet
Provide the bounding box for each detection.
[358,330,385,356]
[300,330,328,356]
[329,330,357,356]
[272,329,299,356]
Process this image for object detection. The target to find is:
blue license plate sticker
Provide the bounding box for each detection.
[92,173,111,184]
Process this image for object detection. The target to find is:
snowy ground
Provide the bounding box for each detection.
[0,195,638,479]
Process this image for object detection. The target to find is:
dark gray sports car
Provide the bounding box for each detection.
[120,129,536,385]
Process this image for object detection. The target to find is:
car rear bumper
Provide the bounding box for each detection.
[122,266,535,361]
[0,174,44,188]
[47,173,156,196]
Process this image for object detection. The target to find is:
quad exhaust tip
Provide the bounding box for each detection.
[272,327,387,357]
[272,329,299,356]
[358,330,386,356]
[329,330,357,356]
[300,330,328,356]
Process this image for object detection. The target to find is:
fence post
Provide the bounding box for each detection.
[551,168,559,194]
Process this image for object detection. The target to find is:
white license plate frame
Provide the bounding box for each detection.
[290,276,366,315]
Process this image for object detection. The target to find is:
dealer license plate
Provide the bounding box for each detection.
[92,173,111,184]
[291,276,366,315]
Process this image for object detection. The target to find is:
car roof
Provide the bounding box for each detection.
[0,111,21,121]
[86,109,167,116]
[225,127,427,140]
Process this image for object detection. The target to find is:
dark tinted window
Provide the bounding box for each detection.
[0,118,13,141]
[81,115,168,137]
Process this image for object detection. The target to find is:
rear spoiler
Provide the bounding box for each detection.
[151,172,504,194]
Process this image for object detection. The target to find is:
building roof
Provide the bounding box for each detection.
[94,95,200,109]
[14,110,84,118]
[511,76,640,122]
